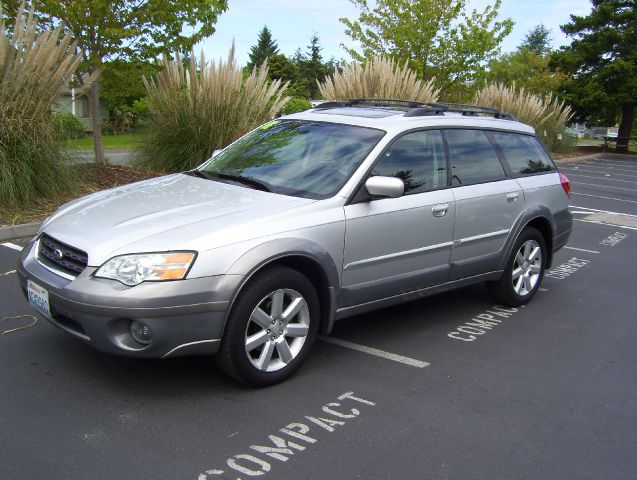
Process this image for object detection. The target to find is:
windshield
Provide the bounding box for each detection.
[199,120,385,199]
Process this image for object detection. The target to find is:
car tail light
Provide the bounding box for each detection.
[559,172,571,198]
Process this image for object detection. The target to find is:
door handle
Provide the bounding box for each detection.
[432,204,449,217]
[506,192,520,203]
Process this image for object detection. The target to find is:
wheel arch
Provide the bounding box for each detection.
[499,207,556,271]
[223,239,340,336]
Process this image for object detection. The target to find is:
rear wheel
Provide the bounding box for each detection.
[486,227,546,306]
[215,267,319,386]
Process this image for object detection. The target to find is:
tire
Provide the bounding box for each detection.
[215,266,320,387]
[486,227,547,307]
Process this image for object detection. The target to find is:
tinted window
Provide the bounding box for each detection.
[446,129,506,186]
[372,130,447,194]
[493,132,556,174]
[201,120,385,199]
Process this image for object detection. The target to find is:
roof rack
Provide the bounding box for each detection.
[314,98,516,121]
[316,98,427,110]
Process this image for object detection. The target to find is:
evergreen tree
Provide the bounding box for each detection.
[552,0,636,152]
[295,34,332,99]
[247,26,279,69]
[521,24,552,55]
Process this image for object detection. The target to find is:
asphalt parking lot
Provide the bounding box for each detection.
[1,154,636,480]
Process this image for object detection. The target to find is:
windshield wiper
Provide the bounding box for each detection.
[184,169,214,180]
[209,172,272,192]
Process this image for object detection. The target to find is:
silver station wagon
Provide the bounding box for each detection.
[18,99,573,386]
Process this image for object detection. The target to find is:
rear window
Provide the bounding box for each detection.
[492,132,556,175]
[445,129,506,186]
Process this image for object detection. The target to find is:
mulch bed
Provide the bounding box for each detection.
[0,164,161,226]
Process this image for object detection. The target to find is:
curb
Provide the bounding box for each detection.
[0,222,40,242]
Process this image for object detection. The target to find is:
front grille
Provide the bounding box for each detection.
[38,234,88,277]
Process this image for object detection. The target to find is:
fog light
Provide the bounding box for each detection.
[130,321,153,345]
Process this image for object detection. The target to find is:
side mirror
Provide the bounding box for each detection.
[365,176,404,199]
[212,149,222,157]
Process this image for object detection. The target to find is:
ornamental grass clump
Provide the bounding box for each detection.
[138,46,289,172]
[318,57,440,102]
[0,2,81,207]
[474,82,573,151]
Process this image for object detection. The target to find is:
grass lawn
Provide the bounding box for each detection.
[66,133,142,150]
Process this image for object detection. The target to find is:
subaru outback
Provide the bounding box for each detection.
[18,99,573,386]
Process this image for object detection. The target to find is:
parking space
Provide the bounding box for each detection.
[1,155,636,479]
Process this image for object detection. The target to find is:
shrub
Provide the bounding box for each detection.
[280,97,312,115]
[473,82,573,152]
[318,57,440,102]
[137,46,289,172]
[0,3,81,207]
[53,113,85,140]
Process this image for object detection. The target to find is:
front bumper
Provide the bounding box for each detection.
[17,240,243,358]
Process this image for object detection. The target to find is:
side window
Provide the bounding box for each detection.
[446,129,506,186]
[371,130,447,194]
[492,132,556,174]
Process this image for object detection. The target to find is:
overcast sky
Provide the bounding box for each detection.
[196,0,594,66]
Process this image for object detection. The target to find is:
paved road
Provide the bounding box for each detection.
[1,155,636,480]
[72,149,133,166]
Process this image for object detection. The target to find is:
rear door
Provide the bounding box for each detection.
[446,129,525,280]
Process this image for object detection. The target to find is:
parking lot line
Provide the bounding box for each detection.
[563,167,637,178]
[572,182,636,192]
[563,246,600,254]
[1,242,23,251]
[319,335,430,368]
[572,193,637,204]
[583,161,637,169]
[569,205,637,218]
[574,219,637,231]
[567,173,637,184]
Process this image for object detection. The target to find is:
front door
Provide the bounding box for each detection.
[341,130,455,307]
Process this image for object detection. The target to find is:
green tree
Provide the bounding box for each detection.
[267,53,298,84]
[552,0,636,153]
[340,0,513,98]
[2,0,228,164]
[247,25,279,70]
[484,25,568,97]
[291,34,336,99]
[521,23,552,56]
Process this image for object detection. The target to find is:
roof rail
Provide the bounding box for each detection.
[315,98,427,110]
[314,98,516,121]
[409,102,517,120]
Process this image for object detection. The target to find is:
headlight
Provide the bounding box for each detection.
[95,252,196,286]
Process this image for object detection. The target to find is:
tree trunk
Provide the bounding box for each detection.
[616,103,635,154]
[89,78,105,165]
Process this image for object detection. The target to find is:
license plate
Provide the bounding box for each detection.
[27,280,52,320]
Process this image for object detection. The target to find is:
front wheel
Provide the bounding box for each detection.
[486,227,546,306]
[215,267,319,386]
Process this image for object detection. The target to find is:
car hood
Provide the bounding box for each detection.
[41,174,316,265]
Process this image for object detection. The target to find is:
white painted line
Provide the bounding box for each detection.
[1,242,23,251]
[572,182,636,192]
[569,205,637,218]
[572,192,637,204]
[584,161,637,168]
[563,246,600,254]
[570,210,594,214]
[567,173,637,184]
[583,165,637,174]
[319,335,430,368]
[584,160,637,167]
[562,167,637,178]
[574,219,637,231]
[539,288,549,292]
